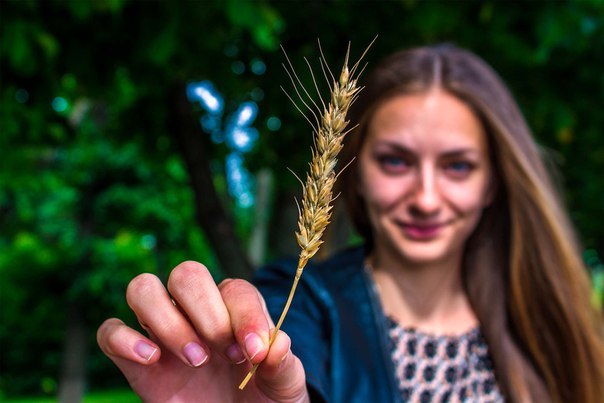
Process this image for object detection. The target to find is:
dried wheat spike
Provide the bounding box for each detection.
[239,38,374,390]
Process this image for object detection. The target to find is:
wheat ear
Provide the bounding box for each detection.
[239,38,373,390]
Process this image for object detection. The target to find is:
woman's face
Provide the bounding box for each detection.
[358,91,494,267]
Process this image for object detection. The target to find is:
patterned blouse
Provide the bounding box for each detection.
[387,317,505,402]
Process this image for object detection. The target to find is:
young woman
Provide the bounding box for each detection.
[97,45,604,402]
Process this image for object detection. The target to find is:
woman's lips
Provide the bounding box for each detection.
[398,221,446,240]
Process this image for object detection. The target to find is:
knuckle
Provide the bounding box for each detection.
[219,278,253,299]
[97,318,122,355]
[126,273,160,306]
[218,277,235,288]
[168,261,210,292]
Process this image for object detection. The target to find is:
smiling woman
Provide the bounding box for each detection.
[337,44,604,402]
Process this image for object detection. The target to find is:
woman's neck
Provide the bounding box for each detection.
[368,246,478,335]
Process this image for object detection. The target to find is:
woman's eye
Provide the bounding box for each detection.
[444,161,474,177]
[378,155,410,173]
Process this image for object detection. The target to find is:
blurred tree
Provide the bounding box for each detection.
[0,0,282,398]
[0,0,602,399]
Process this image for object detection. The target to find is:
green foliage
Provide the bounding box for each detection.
[586,249,604,310]
[1,0,602,398]
[225,0,284,50]
[3,387,139,403]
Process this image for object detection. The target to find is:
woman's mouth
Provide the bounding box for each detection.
[398,221,446,240]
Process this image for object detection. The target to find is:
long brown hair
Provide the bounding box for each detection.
[339,44,604,403]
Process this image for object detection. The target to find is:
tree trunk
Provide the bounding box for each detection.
[168,84,253,279]
[57,304,87,403]
[248,168,274,267]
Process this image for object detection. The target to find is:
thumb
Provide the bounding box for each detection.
[254,330,309,402]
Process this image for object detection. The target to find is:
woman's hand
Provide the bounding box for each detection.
[97,261,309,403]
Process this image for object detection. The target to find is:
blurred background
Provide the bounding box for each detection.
[1,0,603,401]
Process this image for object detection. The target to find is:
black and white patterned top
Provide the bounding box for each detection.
[387,317,505,402]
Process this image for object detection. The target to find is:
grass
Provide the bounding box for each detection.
[2,389,140,403]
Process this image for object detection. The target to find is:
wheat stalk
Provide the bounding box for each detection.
[239,38,374,390]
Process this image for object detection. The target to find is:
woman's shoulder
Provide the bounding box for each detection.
[253,244,372,323]
[253,244,367,288]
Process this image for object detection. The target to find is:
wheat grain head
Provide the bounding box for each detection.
[239,38,374,390]
[295,60,361,268]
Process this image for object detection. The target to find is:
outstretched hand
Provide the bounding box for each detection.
[97,261,309,403]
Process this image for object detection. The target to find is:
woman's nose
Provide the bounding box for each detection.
[410,167,441,215]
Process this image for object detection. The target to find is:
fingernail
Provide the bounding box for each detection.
[226,343,246,364]
[134,340,157,361]
[244,333,264,361]
[183,342,208,367]
[281,335,291,363]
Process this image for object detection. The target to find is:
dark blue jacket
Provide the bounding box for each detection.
[254,246,402,403]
